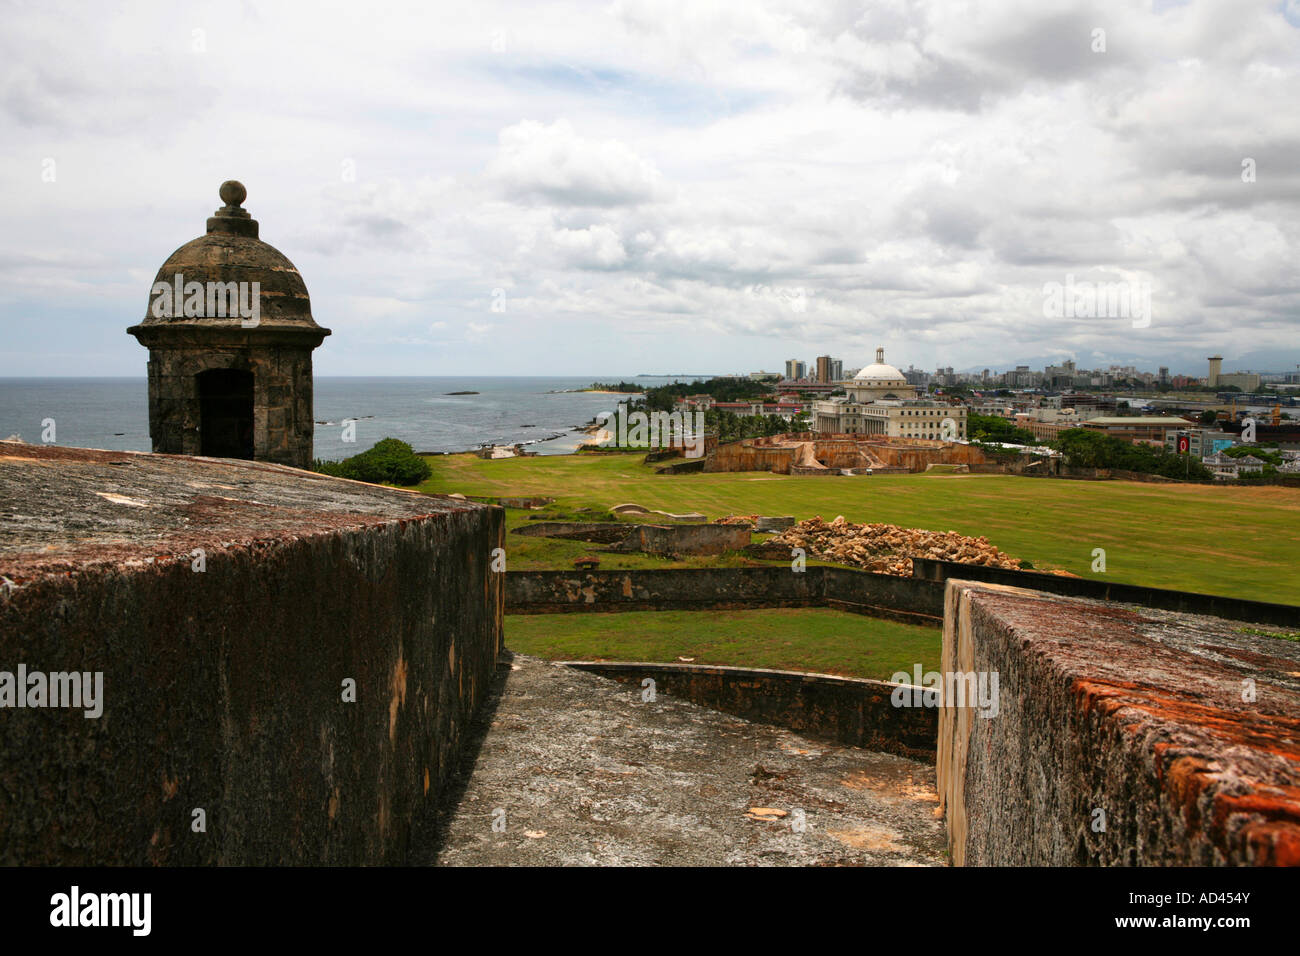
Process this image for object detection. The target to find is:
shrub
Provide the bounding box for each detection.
[314,437,432,486]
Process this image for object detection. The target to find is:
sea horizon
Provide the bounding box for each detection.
[0,374,704,460]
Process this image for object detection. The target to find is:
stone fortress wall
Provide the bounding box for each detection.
[703,431,992,475]
[0,443,503,864]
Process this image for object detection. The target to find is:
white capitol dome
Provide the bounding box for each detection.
[853,347,906,384]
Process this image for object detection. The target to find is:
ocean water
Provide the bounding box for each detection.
[0,376,691,461]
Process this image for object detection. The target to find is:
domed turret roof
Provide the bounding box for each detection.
[853,347,906,384]
[134,181,325,333]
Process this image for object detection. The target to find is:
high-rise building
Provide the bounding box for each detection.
[815,355,832,383]
[1207,356,1223,388]
[904,365,930,387]
[829,358,843,382]
[785,359,806,380]
[1045,360,1076,388]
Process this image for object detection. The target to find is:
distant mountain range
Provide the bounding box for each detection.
[949,347,1300,378]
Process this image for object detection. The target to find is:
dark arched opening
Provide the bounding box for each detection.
[198,368,254,459]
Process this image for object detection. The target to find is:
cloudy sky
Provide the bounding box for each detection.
[3,0,1298,378]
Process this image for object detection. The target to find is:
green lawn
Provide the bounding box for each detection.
[421,451,1300,604]
[506,608,940,681]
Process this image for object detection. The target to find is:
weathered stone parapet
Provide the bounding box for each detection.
[937,579,1300,866]
[0,443,503,865]
[912,557,1299,629]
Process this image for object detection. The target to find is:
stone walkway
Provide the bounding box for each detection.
[429,654,947,866]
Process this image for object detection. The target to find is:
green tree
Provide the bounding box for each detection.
[1052,428,1210,480]
[638,377,772,412]
[314,437,432,486]
[967,413,1037,444]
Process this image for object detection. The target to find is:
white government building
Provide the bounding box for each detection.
[811,347,968,440]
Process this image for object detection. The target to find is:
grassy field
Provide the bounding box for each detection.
[420,450,1300,604]
[506,609,940,681]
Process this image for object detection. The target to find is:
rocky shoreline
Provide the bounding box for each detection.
[418,419,611,457]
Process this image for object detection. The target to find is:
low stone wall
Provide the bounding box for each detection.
[655,458,707,474]
[610,523,751,556]
[513,521,749,555]
[938,579,1300,866]
[485,495,554,508]
[505,567,945,623]
[566,661,937,760]
[912,558,1299,628]
[506,567,827,613]
[506,561,1298,630]
[0,444,504,865]
[513,521,632,543]
[823,567,948,622]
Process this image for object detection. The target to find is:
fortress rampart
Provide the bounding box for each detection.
[0,442,503,864]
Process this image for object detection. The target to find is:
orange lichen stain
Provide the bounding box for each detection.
[1243,821,1300,866]
[1075,678,1300,763]
[1071,679,1136,718]
[1164,755,1214,830]
[840,771,876,790]
[327,787,340,821]
[423,768,430,796]
[1207,788,1300,849]
[1131,696,1300,759]
[840,770,939,803]
[1068,673,1300,862]
[827,826,901,851]
[389,653,408,743]
[161,775,179,801]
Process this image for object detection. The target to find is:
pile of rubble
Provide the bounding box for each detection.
[716,515,758,528]
[768,515,1023,576]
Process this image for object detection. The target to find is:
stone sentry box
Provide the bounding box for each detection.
[127,181,329,470]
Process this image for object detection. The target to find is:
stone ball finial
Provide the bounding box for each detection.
[219,180,247,207]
